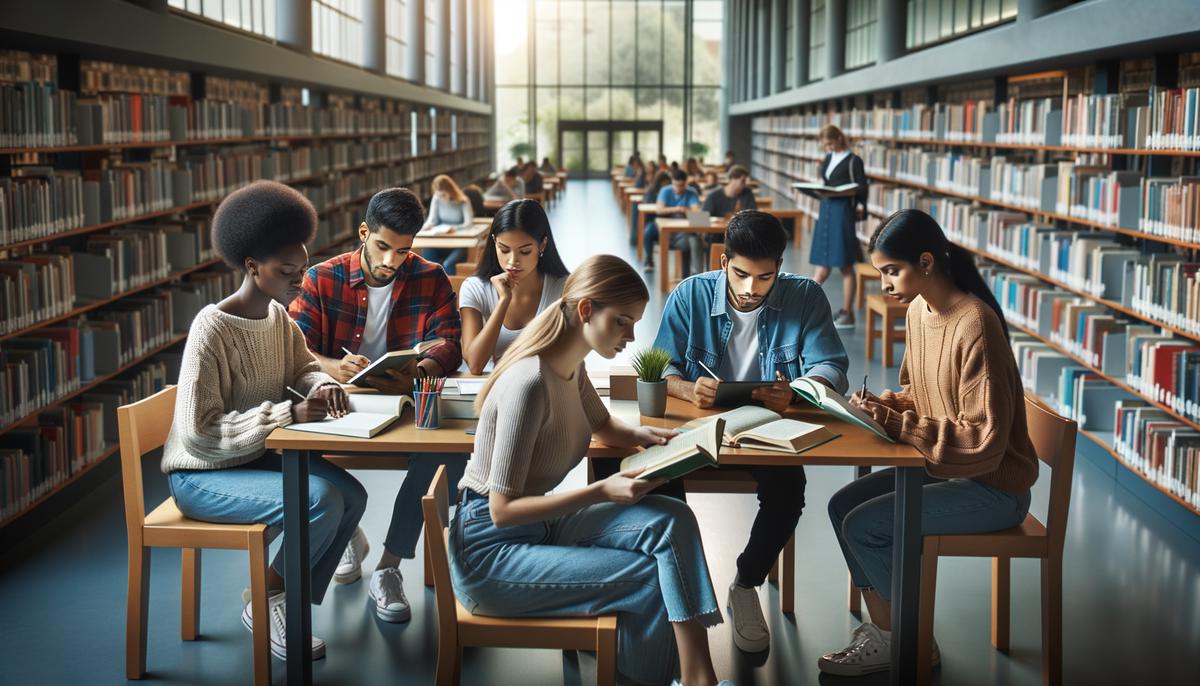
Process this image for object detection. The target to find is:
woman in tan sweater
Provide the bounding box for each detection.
[819,209,1039,677]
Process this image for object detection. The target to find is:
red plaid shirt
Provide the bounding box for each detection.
[289,246,462,374]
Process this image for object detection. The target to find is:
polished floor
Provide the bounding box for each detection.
[2,180,1199,685]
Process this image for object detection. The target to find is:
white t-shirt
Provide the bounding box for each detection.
[459,273,567,363]
[825,149,851,180]
[718,304,761,382]
[358,282,393,361]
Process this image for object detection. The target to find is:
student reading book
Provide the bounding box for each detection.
[619,418,726,480]
[346,338,445,387]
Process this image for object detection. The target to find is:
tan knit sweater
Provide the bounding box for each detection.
[160,301,337,473]
[877,294,1038,493]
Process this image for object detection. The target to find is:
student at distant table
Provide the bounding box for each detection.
[420,174,475,275]
[162,180,364,661]
[702,165,758,221]
[452,254,731,686]
[539,157,557,175]
[722,149,736,170]
[289,187,465,625]
[485,167,525,201]
[520,161,544,194]
[460,199,569,374]
[644,169,702,275]
[649,210,850,655]
[819,209,1038,677]
[634,169,671,258]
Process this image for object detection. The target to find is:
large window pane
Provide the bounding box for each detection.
[385,0,408,78]
[535,87,560,162]
[809,0,826,82]
[845,0,877,70]
[170,0,277,39]
[560,1,584,85]
[495,0,529,85]
[535,0,559,85]
[612,87,636,119]
[638,87,664,122]
[636,2,663,86]
[585,1,610,85]
[586,87,610,119]
[560,87,585,119]
[692,1,722,86]
[313,0,364,66]
[906,0,1018,50]
[663,1,686,85]
[663,87,685,160]
[612,1,637,86]
[496,87,530,166]
[690,87,720,164]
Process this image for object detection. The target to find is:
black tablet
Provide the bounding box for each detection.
[713,381,775,407]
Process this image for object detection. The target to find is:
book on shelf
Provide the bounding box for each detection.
[789,377,893,441]
[1114,400,1199,508]
[709,405,839,454]
[618,417,725,481]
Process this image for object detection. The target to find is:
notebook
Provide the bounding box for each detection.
[418,223,456,236]
[712,405,839,454]
[789,377,894,442]
[619,418,726,481]
[286,394,413,439]
[347,338,445,388]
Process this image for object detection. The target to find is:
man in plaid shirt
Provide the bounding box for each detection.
[289,187,465,625]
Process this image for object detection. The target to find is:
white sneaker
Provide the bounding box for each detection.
[818,622,890,676]
[240,589,326,660]
[333,527,369,584]
[670,681,736,686]
[725,582,770,653]
[368,567,412,623]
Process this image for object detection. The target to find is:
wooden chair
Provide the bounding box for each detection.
[119,386,272,685]
[865,293,907,368]
[854,262,880,311]
[913,392,1076,685]
[709,242,723,271]
[455,262,476,276]
[422,465,618,686]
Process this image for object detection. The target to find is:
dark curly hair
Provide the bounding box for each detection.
[365,187,425,235]
[211,180,317,269]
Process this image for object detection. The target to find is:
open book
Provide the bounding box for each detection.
[713,406,839,454]
[419,223,457,236]
[789,377,894,442]
[347,338,444,388]
[619,418,726,481]
[287,393,413,438]
[792,181,860,197]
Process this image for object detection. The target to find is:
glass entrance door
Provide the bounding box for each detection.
[558,121,664,179]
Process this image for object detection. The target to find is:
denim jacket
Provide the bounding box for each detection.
[652,270,850,393]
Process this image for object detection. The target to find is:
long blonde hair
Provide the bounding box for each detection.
[432,174,467,204]
[475,254,649,410]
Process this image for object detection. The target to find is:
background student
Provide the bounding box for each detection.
[539,156,557,174]
[636,169,671,261]
[819,209,1038,677]
[485,167,525,201]
[808,124,870,331]
[451,255,730,686]
[520,160,544,194]
[645,169,702,275]
[702,164,757,220]
[289,188,465,625]
[645,210,849,655]
[420,174,476,274]
[460,199,569,374]
[162,180,365,661]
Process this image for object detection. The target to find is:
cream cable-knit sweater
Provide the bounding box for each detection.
[160,300,337,473]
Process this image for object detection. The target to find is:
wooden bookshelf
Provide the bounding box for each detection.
[748,130,1200,158]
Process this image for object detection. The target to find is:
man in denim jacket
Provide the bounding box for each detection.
[655,210,849,654]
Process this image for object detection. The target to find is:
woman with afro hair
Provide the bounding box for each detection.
[159,180,367,661]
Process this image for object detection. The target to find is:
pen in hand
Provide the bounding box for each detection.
[696,359,722,382]
[859,374,869,400]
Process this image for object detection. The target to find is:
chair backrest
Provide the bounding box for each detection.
[449,275,467,304]
[421,465,459,647]
[1022,392,1077,555]
[709,242,723,271]
[118,385,178,543]
[455,262,477,277]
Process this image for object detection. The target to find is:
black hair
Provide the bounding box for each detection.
[724,210,787,262]
[365,187,425,236]
[463,184,486,216]
[869,209,1009,339]
[727,164,750,180]
[211,180,317,269]
[670,168,688,183]
[474,199,570,280]
[505,166,520,178]
[644,170,672,201]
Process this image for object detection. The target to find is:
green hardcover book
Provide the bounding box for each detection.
[619,418,725,481]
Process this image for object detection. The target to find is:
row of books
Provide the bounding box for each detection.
[0,268,238,427]
[0,359,174,525]
[1052,161,1142,227]
[0,81,78,148]
[1140,177,1200,242]
[1144,86,1200,151]
[752,133,825,160]
[1114,401,1200,508]
[1061,92,1149,149]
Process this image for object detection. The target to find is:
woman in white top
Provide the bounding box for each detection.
[460,199,570,374]
[420,174,475,274]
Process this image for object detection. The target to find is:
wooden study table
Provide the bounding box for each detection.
[269,397,928,686]
[655,216,729,292]
[411,223,489,263]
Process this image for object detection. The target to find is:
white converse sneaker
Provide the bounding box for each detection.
[726,582,770,653]
[368,567,412,623]
[333,527,369,584]
[240,589,326,660]
[819,622,900,676]
[670,681,736,686]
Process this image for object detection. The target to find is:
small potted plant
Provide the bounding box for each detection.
[509,142,534,163]
[686,141,710,162]
[631,347,672,417]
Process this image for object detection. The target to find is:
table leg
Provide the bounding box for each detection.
[637,211,647,262]
[889,466,924,685]
[659,227,669,293]
[283,448,313,685]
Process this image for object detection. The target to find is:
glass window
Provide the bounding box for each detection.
[425,0,438,85]
[312,0,364,66]
[535,87,560,162]
[496,87,530,166]
[536,0,559,85]
[169,0,277,40]
[585,0,610,86]
[495,0,529,85]
[692,0,721,87]
[690,87,720,163]
[663,1,686,85]
[385,0,408,78]
[636,2,663,87]
[784,0,795,86]
[906,0,1018,50]
[809,0,826,82]
[612,1,637,86]
[845,0,878,70]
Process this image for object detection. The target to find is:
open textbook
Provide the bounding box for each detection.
[287,393,412,439]
[619,418,725,481]
[789,377,894,442]
[791,181,861,197]
[712,406,839,453]
[347,338,444,388]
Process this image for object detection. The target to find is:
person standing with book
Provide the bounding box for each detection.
[288,187,466,625]
[819,209,1038,677]
[808,124,869,330]
[460,199,569,374]
[420,174,475,275]
[452,255,731,686]
[161,180,365,661]
[637,211,850,655]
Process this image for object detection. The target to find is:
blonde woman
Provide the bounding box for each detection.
[451,255,731,686]
[808,124,869,330]
[420,174,475,273]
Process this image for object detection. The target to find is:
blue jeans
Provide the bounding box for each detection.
[382,453,467,559]
[828,468,1032,601]
[449,490,721,685]
[644,223,704,275]
[422,247,466,275]
[167,452,368,604]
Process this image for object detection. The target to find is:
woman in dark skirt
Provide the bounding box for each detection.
[809,124,869,330]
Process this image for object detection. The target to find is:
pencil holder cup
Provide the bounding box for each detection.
[414,391,441,430]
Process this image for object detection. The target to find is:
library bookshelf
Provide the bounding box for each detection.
[749,54,1200,519]
[0,49,493,532]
